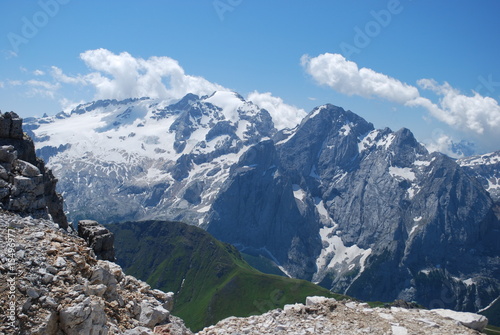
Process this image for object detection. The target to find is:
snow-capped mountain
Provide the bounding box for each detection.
[206,104,500,312]
[25,91,275,224]
[25,95,500,314]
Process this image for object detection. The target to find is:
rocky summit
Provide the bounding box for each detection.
[0,211,191,334]
[197,297,487,335]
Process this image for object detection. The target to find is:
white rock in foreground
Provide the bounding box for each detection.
[432,308,488,331]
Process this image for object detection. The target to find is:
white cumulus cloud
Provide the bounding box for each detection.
[411,79,500,135]
[247,91,306,130]
[301,53,419,104]
[33,69,45,76]
[55,48,226,102]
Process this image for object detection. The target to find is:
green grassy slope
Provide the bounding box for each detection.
[107,220,343,331]
[241,252,288,277]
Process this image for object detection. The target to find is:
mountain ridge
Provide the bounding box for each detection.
[107,219,341,331]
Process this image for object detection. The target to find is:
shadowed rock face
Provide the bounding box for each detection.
[0,112,67,228]
[78,220,116,261]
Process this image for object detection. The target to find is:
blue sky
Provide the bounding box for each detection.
[1,0,499,155]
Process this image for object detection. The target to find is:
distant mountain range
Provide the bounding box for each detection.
[25,91,500,315]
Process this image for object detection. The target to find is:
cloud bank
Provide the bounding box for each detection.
[302,52,500,153]
[54,49,225,101]
[7,49,304,130]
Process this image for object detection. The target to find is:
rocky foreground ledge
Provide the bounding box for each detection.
[0,212,191,334]
[198,296,488,335]
[0,211,489,335]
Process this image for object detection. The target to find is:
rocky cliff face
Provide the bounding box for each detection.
[78,220,116,262]
[0,112,67,229]
[207,104,500,313]
[458,150,500,203]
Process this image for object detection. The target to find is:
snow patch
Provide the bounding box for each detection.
[197,205,211,213]
[339,123,352,136]
[358,130,379,152]
[314,197,337,227]
[408,184,420,199]
[309,105,328,119]
[478,295,500,313]
[459,152,500,167]
[487,178,500,191]
[389,166,416,181]
[292,184,306,202]
[316,227,372,275]
[463,278,474,286]
[414,160,431,167]
[378,133,396,150]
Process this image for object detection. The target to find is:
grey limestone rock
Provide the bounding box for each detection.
[78,220,116,261]
[0,112,68,228]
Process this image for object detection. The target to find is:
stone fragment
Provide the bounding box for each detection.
[33,231,45,239]
[16,159,41,177]
[46,265,58,274]
[59,298,108,335]
[123,326,154,335]
[306,295,333,306]
[139,301,170,328]
[26,288,40,299]
[54,257,67,268]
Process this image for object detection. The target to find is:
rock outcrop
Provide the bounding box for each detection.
[0,212,192,334]
[0,112,67,229]
[197,297,488,335]
[78,220,116,261]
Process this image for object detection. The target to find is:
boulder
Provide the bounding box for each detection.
[59,298,109,335]
[78,220,115,261]
[139,301,170,328]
